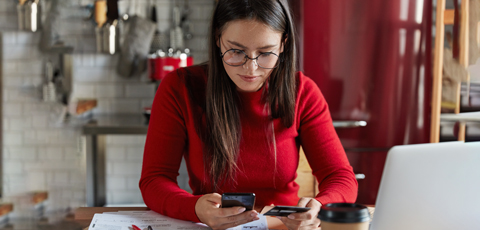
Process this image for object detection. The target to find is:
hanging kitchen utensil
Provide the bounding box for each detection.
[17,1,26,30]
[170,5,184,50]
[94,0,107,52]
[94,0,107,27]
[18,0,42,32]
[43,61,56,102]
[150,2,163,52]
[116,0,156,79]
[26,0,42,32]
[102,19,120,54]
[106,0,119,21]
[96,0,120,54]
[181,0,193,40]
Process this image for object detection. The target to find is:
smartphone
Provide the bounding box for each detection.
[263,206,311,216]
[221,193,256,211]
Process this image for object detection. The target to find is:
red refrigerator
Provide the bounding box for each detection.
[294,0,433,204]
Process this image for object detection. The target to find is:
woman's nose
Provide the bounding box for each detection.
[243,58,258,71]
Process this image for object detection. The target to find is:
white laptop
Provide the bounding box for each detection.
[370,141,480,230]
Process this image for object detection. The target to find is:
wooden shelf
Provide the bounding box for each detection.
[432,0,470,142]
[440,112,480,122]
[0,203,13,216]
[444,9,455,25]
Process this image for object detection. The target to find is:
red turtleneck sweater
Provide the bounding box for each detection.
[139,65,357,222]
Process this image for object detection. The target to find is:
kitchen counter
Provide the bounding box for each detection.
[83,114,367,207]
[82,114,366,135]
[82,114,149,135]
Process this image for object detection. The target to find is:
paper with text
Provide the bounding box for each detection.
[88,210,268,230]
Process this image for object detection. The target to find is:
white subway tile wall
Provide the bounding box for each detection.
[0,0,17,31]
[1,0,213,208]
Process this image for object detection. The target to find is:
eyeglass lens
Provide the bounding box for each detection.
[222,50,279,69]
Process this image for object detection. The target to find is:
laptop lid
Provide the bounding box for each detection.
[370,141,480,230]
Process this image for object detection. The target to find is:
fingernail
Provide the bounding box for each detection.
[253,217,260,220]
[250,212,257,217]
[288,215,295,219]
[238,207,246,213]
[276,216,282,219]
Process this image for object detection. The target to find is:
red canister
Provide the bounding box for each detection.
[148,49,194,81]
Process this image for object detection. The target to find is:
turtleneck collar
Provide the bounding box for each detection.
[236,84,267,103]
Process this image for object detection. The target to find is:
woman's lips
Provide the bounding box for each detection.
[239,75,258,82]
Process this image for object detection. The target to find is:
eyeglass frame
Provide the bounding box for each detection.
[219,38,282,69]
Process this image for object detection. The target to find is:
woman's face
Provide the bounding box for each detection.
[218,19,284,92]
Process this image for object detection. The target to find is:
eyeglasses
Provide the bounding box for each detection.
[220,49,280,69]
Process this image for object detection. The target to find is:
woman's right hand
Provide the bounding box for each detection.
[195,193,259,229]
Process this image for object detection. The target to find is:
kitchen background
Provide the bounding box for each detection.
[0,0,214,216]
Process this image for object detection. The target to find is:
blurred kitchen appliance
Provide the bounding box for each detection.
[147,48,193,81]
[294,0,433,204]
[17,0,42,32]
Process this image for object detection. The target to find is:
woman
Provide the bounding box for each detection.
[139,0,358,229]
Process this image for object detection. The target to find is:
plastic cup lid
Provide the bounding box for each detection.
[318,203,371,223]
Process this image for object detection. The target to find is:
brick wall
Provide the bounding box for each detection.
[1,0,213,212]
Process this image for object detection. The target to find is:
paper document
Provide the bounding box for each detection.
[88,210,268,230]
[227,214,268,230]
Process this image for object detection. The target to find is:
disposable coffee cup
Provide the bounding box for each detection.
[318,203,370,230]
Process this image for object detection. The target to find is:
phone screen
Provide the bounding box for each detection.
[221,193,255,211]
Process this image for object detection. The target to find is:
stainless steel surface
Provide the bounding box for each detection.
[332,121,367,128]
[62,53,73,102]
[82,115,148,135]
[83,116,363,135]
[95,27,103,53]
[85,135,106,207]
[104,20,120,55]
[17,1,41,32]
[83,115,147,207]
[355,174,366,180]
[17,4,25,30]
[96,20,120,54]
[25,0,40,32]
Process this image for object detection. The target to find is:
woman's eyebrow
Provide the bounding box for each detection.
[227,40,277,50]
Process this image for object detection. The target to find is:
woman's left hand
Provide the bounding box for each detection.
[277,197,322,230]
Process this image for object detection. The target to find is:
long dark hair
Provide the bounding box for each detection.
[205,0,297,191]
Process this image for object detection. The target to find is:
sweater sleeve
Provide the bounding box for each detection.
[297,74,358,205]
[139,72,202,222]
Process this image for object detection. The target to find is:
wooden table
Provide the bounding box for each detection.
[74,206,375,230]
[75,206,289,229]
